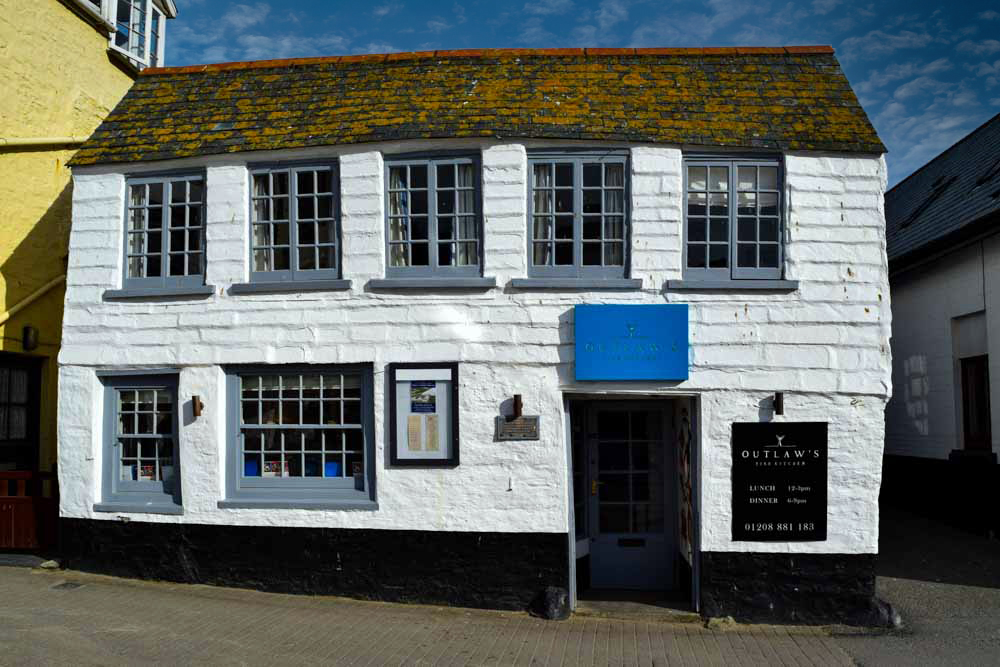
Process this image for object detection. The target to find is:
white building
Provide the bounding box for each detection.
[884,112,1000,533]
[60,47,891,623]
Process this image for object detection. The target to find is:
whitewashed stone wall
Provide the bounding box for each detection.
[60,139,891,555]
[886,235,1000,460]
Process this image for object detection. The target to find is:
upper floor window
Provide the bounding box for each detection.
[124,174,205,290]
[82,0,168,68]
[684,159,783,280]
[528,153,628,279]
[385,156,482,277]
[250,165,340,282]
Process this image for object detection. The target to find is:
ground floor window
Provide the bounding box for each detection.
[223,364,375,508]
[97,373,181,512]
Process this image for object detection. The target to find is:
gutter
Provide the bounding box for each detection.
[0,137,88,150]
[0,275,67,328]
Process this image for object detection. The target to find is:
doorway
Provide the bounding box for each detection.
[571,399,688,598]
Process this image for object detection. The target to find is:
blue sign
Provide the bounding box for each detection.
[574,304,689,381]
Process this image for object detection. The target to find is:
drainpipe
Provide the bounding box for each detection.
[0,137,88,149]
[0,275,67,327]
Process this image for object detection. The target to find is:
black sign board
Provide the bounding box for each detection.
[731,422,828,542]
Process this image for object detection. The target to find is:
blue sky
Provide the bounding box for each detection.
[168,1,1000,186]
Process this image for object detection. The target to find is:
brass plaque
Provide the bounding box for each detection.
[495,416,540,441]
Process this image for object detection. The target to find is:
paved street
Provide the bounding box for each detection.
[0,565,850,666]
[3,507,999,665]
[832,507,1000,666]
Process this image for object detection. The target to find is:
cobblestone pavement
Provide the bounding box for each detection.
[0,567,852,666]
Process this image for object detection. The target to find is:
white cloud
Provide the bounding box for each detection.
[596,0,628,30]
[361,42,398,54]
[222,3,271,31]
[518,16,557,45]
[957,40,1000,56]
[893,76,950,101]
[235,33,350,59]
[991,98,1000,106]
[812,0,840,16]
[373,3,402,19]
[839,30,936,61]
[978,11,999,20]
[454,2,467,24]
[200,45,229,63]
[524,0,574,16]
[426,18,452,33]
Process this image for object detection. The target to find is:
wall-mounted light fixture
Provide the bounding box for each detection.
[773,392,784,416]
[22,325,38,352]
[512,394,523,420]
[192,396,204,418]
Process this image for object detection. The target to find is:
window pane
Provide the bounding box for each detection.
[273,172,289,195]
[710,219,728,242]
[760,193,779,217]
[604,190,624,214]
[411,243,429,266]
[737,243,756,267]
[533,217,552,240]
[533,191,552,215]
[554,163,572,187]
[130,184,147,207]
[439,243,455,266]
[318,246,335,269]
[439,217,454,240]
[709,193,728,217]
[708,244,728,268]
[688,166,707,191]
[583,243,601,265]
[709,166,728,191]
[411,191,428,215]
[737,166,756,191]
[554,243,573,265]
[457,190,474,214]
[316,170,332,194]
[297,171,315,194]
[738,192,756,216]
[274,248,290,270]
[533,243,552,265]
[605,216,624,240]
[389,167,407,190]
[759,167,778,190]
[760,218,779,242]
[437,191,455,215]
[411,217,428,240]
[760,244,779,268]
[605,163,624,187]
[410,165,427,189]
[583,164,601,187]
[687,192,706,217]
[556,189,574,213]
[437,164,455,188]
[456,163,474,188]
[253,174,270,197]
[390,244,407,267]
[582,190,600,213]
[555,217,573,240]
[738,217,757,241]
[272,197,288,220]
[604,242,623,266]
[583,217,601,240]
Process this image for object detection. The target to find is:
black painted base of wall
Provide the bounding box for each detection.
[882,454,1000,535]
[60,519,568,613]
[701,552,886,626]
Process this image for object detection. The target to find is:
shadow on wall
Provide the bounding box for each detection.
[0,177,73,472]
[902,354,930,437]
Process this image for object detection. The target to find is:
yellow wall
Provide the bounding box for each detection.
[0,0,135,469]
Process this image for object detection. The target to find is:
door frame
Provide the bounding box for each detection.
[564,393,702,611]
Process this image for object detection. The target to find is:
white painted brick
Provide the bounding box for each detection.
[61,143,889,557]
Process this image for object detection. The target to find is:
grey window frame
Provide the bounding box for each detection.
[682,157,784,281]
[248,163,343,284]
[526,151,630,280]
[97,373,182,513]
[383,154,483,278]
[221,364,376,508]
[123,173,206,291]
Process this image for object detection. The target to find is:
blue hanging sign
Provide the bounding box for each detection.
[574,304,689,381]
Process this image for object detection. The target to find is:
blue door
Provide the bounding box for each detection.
[587,404,675,590]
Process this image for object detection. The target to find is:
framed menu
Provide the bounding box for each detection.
[388,362,459,467]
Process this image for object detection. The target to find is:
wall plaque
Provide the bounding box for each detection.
[495,416,540,441]
[574,304,688,381]
[388,362,459,467]
[731,422,828,542]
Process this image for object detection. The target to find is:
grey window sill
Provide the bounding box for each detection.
[217,499,379,511]
[665,279,799,292]
[229,280,353,295]
[367,277,497,290]
[509,278,643,290]
[94,502,184,516]
[103,285,215,301]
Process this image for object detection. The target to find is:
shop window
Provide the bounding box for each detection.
[384,156,482,277]
[249,165,342,283]
[683,158,783,281]
[527,153,628,280]
[96,373,181,513]
[123,174,205,291]
[223,365,375,508]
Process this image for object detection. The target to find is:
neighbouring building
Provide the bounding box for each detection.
[0,0,175,550]
[883,112,1000,534]
[59,47,892,624]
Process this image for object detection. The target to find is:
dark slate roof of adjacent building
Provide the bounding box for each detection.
[68,46,884,167]
[885,112,1000,267]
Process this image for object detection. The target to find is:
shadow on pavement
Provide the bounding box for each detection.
[877,505,1000,589]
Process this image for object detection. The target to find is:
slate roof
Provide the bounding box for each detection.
[886,112,1000,267]
[68,46,884,167]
